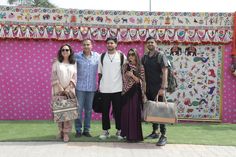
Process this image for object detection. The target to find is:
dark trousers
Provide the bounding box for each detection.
[146,90,166,135]
[101,92,122,130]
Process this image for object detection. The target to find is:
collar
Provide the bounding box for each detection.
[82,51,93,57]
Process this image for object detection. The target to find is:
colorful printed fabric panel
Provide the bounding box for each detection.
[0,6,233,43]
[160,45,223,120]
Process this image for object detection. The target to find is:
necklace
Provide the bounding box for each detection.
[107,53,116,62]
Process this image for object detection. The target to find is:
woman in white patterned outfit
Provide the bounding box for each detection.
[51,44,77,142]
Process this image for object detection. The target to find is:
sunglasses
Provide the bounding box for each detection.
[62,49,70,52]
[128,52,135,56]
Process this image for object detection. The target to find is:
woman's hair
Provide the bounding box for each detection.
[127,48,141,75]
[57,44,75,64]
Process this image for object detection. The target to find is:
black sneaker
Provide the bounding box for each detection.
[145,132,159,139]
[82,132,92,137]
[156,135,167,146]
[75,131,82,138]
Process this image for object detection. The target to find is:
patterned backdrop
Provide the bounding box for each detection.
[161,45,222,120]
[0,39,144,120]
[0,39,235,123]
[0,6,233,43]
[222,45,236,123]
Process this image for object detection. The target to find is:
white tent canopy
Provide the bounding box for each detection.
[0,0,236,12]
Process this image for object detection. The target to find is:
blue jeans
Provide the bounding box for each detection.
[74,90,95,133]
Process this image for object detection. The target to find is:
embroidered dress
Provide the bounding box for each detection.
[52,61,77,96]
[121,63,145,142]
[51,61,78,131]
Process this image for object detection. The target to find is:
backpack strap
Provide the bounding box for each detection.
[157,51,164,65]
[157,51,170,68]
[142,51,161,65]
[141,54,148,65]
[101,52,124,67]
[100,52,106,66]
[120,52,124,66]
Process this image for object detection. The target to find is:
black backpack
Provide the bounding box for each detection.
[142,52,178,93]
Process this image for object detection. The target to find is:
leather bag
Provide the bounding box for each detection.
[143,95,177,124]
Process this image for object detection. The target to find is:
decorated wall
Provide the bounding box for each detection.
[0,6,233,43]
[0,6,235,123]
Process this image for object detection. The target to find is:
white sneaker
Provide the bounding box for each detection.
[116,130,123,140]
[99,130,110,140]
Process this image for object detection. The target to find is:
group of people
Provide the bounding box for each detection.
[51,36,169,146]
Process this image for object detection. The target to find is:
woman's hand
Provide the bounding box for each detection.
[65,85,71,92]
[143,95,148,103]
[233,70,236,76]
[57,83,64,92]
[65,87,70,93]
[65,81,75,92]
[126,71,133,77]
[126,71,140,83]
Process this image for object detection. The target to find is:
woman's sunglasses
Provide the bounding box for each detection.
[62,49,70,52]
[128,52,135,56]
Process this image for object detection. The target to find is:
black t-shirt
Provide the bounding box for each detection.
[142,52,168,97]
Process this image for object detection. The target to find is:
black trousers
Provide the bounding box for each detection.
[146,90,166,135]
[101,92,122,130]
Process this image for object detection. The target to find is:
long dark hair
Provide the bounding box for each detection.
[57,44,75,64]
[127,48,141,76]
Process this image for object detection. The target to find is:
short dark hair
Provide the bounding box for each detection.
[146,36,156,42]
[106,37,118,43]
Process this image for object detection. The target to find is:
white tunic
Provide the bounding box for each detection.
[53,61,76,88]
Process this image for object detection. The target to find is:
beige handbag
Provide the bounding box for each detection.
[143,95,177,124]
[52,91,78,123]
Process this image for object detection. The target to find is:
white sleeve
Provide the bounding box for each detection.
[98,55,102,74]
[123,54,127,65]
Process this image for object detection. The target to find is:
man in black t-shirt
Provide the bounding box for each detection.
[141,37,168,146]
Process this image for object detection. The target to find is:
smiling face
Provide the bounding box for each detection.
[82,39,92,53]
[146,39,157,51]
[61,45,71,59]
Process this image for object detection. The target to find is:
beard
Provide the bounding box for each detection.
[147,46,155,51]
[107,47,116,51]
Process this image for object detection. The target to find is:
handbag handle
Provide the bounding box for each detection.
[156,93,168,104]
[57,91,75,99]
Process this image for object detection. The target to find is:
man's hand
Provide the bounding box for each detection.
[157,88,166,97]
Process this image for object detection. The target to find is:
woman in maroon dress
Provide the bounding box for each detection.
[121,48,146,142]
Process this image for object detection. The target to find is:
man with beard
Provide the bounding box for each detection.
[98,37,126,140]
[141,36,169,146]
